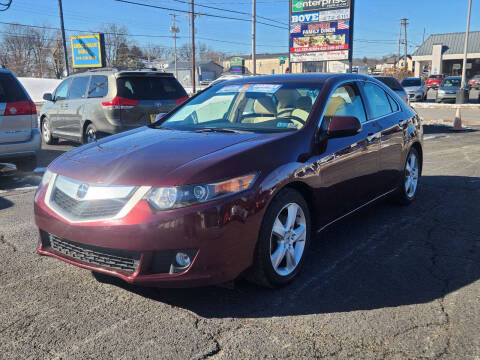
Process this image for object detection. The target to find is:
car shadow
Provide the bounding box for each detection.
[93,175,480,318]
[0,196,14,210]
[423,124,478,134]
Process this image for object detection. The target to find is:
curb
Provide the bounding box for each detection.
[412,103,480,109]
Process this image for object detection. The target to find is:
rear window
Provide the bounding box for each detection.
[116,76,187,100]
[401,78,421,87]
[375,77,403,91]
[0,73,28,102]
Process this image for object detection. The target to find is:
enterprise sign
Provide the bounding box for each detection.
[292,0,350,13]
[71,34,106,68]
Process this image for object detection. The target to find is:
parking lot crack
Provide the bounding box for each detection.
[0,234,17,252]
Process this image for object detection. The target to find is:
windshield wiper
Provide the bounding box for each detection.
[194,128,243,134]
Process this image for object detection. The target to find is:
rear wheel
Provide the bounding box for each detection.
[41,117,58,145]
[247,189,311,287]
[394,147,421,205]
[83,123,98,144]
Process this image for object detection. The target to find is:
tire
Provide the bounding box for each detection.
[247,188,311,287]
[83,123,98,144]
[15,156,37,172]
[41,117,58,145]
[393,147,421,205]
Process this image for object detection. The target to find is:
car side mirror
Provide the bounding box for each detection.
[327,116,362,138]
[43,93,53,102]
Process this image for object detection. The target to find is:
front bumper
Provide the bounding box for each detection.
[408,93,423,102]
[34,183,265,287]
[436,92,457,102]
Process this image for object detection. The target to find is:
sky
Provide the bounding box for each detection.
[1,0,479,58]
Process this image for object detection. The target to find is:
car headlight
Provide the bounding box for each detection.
[145,174,257,211]
[40,169,54,188]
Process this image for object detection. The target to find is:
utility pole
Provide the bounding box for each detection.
[461,0,472,90]
[397,20,402,69]
[191,0,196,93]
[57,0,69,76]
[170,14,179,79]
[401,18,408,70]
[252,0,256,75]
[422,27,426,44]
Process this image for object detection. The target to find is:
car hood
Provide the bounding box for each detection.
[49,126,269,186]
[439,87,459,91]
[403,86,422,92]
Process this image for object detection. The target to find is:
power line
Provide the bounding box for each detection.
[113,0,288,30]
[0,21,287,48]
[0,0,12,11]
[167,0,288,26]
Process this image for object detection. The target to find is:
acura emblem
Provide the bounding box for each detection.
[76,183,89,199]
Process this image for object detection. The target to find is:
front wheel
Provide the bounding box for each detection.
[247,189,311,287]
[83,123,98,144]
[393,147,421,205]
[41,117,58,145]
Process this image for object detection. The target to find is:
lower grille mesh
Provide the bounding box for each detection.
[48,233,140,273]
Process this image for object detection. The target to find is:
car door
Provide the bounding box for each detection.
[311,82,381,224]
[51,78,72,136]
[63,76,90,139]
[361,81,404,194]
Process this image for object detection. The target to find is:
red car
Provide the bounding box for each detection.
[425,74,445,89]
[468,75,480,90]
[35,74,423,288]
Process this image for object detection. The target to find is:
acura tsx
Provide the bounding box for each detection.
[35,74,423,288]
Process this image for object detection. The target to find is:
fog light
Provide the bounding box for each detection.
[175,252,191,267]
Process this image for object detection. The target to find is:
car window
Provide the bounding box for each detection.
[116,76,187,100]
[363,82,393,119]
[87,75,108,98]
[68,76,90,99]
[323,83,367,125]
[54,78,72,101]
[0,73,27,102]
[387,94,399,112]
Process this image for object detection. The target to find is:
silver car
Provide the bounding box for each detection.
[40,68,188,145]
[401,77,428,102]
[0,68,41,172]
[436,76,461,103]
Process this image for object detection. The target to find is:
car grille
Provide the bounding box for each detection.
[47,233,140,273]
[52,187,126,219]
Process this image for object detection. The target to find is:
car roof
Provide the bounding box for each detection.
[444,76,461,79]
[68,68,174,78]
[218,73,373,86]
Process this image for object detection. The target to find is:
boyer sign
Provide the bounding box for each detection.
[292,0,350,13]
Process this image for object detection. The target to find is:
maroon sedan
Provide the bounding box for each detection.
[35,74,423,288]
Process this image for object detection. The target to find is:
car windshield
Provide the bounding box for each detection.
[442,78,461,88]
[429,75,443,79]
[157,83,321,133]
[401,78,421,87]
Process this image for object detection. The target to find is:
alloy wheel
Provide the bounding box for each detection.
[405,152,419,199]
[270,203,307,277]
[86,127,97,143]
[42,120,50,142]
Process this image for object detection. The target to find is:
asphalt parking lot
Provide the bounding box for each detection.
[1,125,479,359]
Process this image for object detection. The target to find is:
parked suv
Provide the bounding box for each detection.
[0,67,40,172]
[40,69,188,144]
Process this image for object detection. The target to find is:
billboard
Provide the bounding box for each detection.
[289,0,354,64]
[71,34,106,68]
[292,0,350,13]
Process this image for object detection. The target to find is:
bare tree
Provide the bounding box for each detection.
[99,23,129,67]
